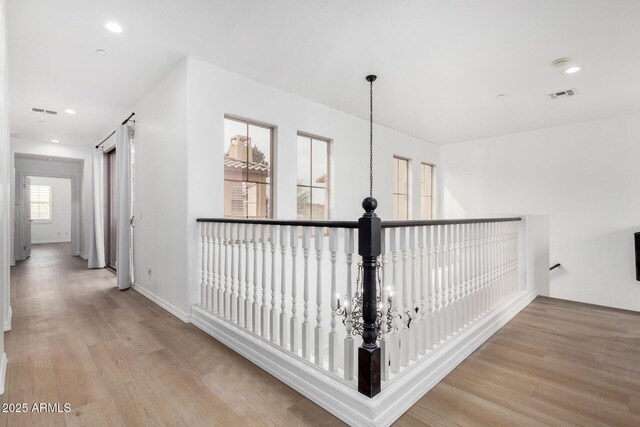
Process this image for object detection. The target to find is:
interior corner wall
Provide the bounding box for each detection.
[184,56,440,309]
[132,59,189,316]
[10,138,92,259]
[439,113,640,311]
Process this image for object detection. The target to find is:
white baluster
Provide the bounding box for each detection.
[200,223,207,308]
[252,224,260,333]
[449,224,456,336]
[302,227,311,359]
[230,224,238,323]
[217,223,225,315]
[260,224,268,338]
[244,224,252,329]
[441,224,449,342]
[207,223,215,311]
[379,228,389,381]
[409,227,418,361]
[223,223,231,319]
[236,224,244,326]
[329,228,338,372]
[418,226,426,355]
[426,226,434,351]
[290,226,299,354]
[470,224,478,323]
[434,224,442,346]
[482,223,488,315]
[390,228,400,373]
[280,225,288,348]
[460,224,469,328]
[314,226,324,367]
[453,223,460,333]
[270,225,279,343]
[400,227,410,367]
[478,223,484,317]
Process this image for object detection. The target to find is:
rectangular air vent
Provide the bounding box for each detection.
[547,89,577,100]
[31,107,58,115]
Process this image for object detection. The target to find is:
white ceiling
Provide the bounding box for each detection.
[8,0,640,145]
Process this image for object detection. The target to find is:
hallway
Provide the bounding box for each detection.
[3,244,340,426]
[3,244,640,426]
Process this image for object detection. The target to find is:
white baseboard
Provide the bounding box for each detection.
[191,290,537,426]
[0,353,7,395]
[4,305,12,332]
[32,239,72,245]
[132,283,191,323]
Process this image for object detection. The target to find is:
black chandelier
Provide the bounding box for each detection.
[335,261,393,337]
[334,75,417,337]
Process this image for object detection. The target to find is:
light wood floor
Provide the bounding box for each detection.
[2,243,639,426]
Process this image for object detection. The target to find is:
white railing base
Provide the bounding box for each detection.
[191,288,536,427]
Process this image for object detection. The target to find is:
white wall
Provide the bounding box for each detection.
[0,0,9,385]
[132,60,188,316]
[185,57,440,310]
[439,113,640,311]
[11,138,92,259]
[29,176,71,244]
[131,56,439,317]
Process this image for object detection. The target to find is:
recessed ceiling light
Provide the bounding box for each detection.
[496,94,505,98]
[564,65,583,74]
[96,49,107,56]
[105,22,124,33]
[37,120,46,125]
[51,139,60,143]
[64,109,76,114]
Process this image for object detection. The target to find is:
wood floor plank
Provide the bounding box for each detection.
[4,242,640,426]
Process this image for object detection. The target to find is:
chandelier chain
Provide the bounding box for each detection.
[369,79,374,198]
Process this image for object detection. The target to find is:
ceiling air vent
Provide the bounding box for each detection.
[547,89,577,100]
[31,107,58,115]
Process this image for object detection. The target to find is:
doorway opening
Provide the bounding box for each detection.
[19,176,73,259]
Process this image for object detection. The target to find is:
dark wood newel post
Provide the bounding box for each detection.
[358,196,382,398]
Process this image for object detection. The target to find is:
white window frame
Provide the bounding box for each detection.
[30,184,53,224]
[420,162,434,220]
[296,132,332,220]
[393,156,411,220]
[223,115,276,219]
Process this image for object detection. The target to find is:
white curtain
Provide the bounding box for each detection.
[88,149,105,268]
[116,124,134,290]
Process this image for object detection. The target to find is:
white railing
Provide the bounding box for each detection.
[378,220,520,382]
[197,219,362,379]
[196,217,521,387]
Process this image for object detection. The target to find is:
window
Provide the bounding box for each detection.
[224,117,273,218]
[420,163,433,219]
[31,184,52,223]
[393,157,410,220]
[297,134,330,220]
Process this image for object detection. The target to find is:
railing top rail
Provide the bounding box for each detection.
[381,217,522,228]
[196,216,521,228]
[196,217,359,228]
